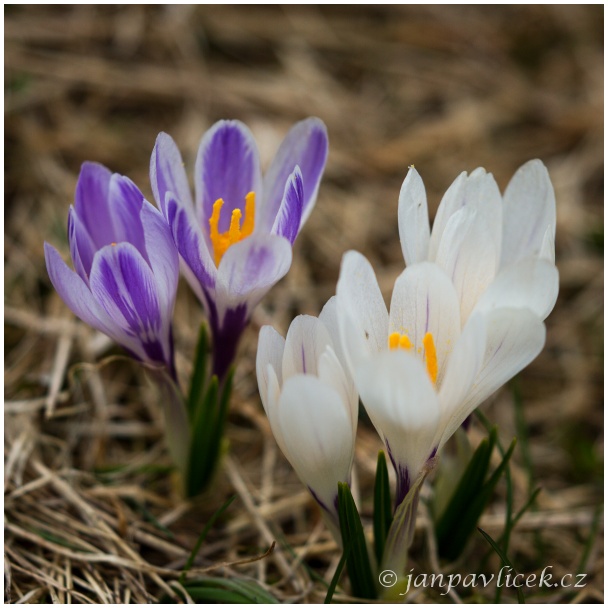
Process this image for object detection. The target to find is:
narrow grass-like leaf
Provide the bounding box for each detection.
[495,486,541,548]
[436,431,516,561]
[180,494,236,584]
[511,379,534,493]
[324,543,349,604]
[475,410,517,602]
[187,324,209,422]
[186,366,234,497]
[478,527,526,604]
[185,375,218,497]
[123,497,174,538]
[435,429,496,560]
[178,579,277,604]
[373,450,392,564]
[577,503,602,575]
[183,578,279,603]
[337,482,376,599]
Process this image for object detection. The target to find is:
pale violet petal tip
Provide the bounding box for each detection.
[271,166,304,244]
[261,118,328,231]
[151,131,193,215]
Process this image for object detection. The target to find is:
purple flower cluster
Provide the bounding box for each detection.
[45,119,328,380]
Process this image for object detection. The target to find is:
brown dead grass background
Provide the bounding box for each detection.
[5,5,603,603]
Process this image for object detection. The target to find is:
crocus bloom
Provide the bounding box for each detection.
[151,118,328,379]
[256,297,357,534]
[336,160,558,507]
[45,162,179,379]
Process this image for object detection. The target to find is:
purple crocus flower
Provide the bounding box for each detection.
[44,162,180,380]
[150,118,328,379]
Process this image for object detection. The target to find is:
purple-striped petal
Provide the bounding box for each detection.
[195,120,262,233]
[68,206,96,281]
[89,243,168,366]
[140,201,179,315]
[107,174,147,260]
[150,132,194,216]
[271,166,304,244]
[260,117,328,232]
[74,162,114,248]
[215,233,292,320]
[45,242,115,337]
[164,193,216,299]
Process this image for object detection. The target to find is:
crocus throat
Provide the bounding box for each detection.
[209,192,255,265]
[388,331,438,384]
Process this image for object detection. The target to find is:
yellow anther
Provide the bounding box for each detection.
[228,208,242,242]
[242,192,255,237]
[422,332,438,384]
[388,332,413,351]
[209,192,256,266]
[399,334,413,350]
[388,332,400,349]
[111,242,117,247]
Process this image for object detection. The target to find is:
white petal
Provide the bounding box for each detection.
[356,351,440,491]
[282,315,332,380]
[441,307,546,444]
[539,225,555,264]
[256,325,285,407]
[500,159,556,268]
[335,250,388,373]
[435,208,498,324]
[319,296,343,363]
[262,363,287,456]
[319,297,358,431]
[398,167,430,266]
[474,257,559,321]
[436,312,487,447]
[429,169,502,265]
[278,375,355,513]
[389,262,461,383]
[317,347,358,436]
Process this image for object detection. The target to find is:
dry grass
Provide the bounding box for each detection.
[5,5,603,603]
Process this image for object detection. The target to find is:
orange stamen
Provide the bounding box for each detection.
[208,192,256,265]
[422,332,438,384]
[388,332,413,350]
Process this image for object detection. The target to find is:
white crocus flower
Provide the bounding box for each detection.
[256,297,358,534]
[337,160,558,507]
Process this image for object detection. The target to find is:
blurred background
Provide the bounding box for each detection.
[5,5,603,603]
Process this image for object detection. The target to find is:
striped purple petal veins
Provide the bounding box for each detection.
[336,160,558,512]
[151,118,328,379]
[45,162,179,379]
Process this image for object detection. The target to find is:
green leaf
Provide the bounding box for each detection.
[435,428,496,559]
[188,324,210,422]
[373,450,392,564]
[179,577,279,604]
[185,365,234,497]
[478,527,526,604]
[324,544,349,603]
[436,430,516,561]
[180,495,236,584]
[337,482,377,599]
